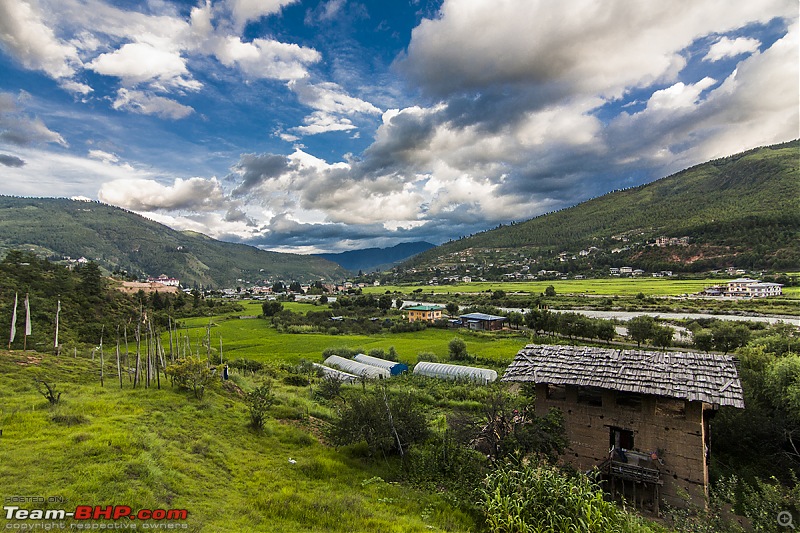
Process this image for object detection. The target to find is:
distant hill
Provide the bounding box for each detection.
[0,197,348,287]
[401,140,800,276]
[315,241,435,272]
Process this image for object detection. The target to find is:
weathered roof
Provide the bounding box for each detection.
[502,344,744,408]
[459,312,507,321]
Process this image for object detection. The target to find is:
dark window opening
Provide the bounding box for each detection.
[546,384,566,400]
[577,386,603,407]
[616,391,642,409]
[610,427,634,451]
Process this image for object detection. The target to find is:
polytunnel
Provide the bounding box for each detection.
[412,362,498,384]
[353,353,409,376]
[324,355,390,379]
[313,363,358,384]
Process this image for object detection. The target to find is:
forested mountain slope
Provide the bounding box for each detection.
[0,197,347,287]
[404,140,799,273]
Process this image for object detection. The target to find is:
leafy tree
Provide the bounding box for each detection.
[652,325,674,349]
[544,285,556,297]
[271,281,285,293]
[627,315,655,347]
[261,300,283,317]
[694,329,714,353]
[712,322,751,354]
[507,311,524,330]
[289,281,302,293]
[596,321,616,344]
[395,298,404,310]
[445,302,460,316]
[448,337,469,361]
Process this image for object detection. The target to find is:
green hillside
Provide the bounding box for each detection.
[404,140,800,274]
[0,197,348,287]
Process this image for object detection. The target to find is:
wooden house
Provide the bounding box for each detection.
[502,345,744,511]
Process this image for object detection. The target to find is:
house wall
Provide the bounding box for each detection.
[535,383,710,509]
[407,309,442,322]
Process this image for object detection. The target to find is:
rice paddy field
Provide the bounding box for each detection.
[364,278,730,296]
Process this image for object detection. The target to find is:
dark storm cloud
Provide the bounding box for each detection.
[0,153,25,167]
[230,153,292,196]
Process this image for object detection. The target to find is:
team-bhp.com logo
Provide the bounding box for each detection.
[5,505,188,521]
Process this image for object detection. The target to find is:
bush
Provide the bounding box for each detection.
[329,387,429,456]
[283,375,310,387]
[165,357,220,399]
[448,337,469,361]
[315,375,342,401]
[247,381,275,429]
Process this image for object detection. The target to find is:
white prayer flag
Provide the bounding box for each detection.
[9,292,18,344]
[24,293,31,336]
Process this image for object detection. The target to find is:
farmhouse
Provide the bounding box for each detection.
[457,312,507,331]
[502,345,744,511]
[405,305,444,323]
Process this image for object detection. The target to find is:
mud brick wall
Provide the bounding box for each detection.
[535,383,709,508]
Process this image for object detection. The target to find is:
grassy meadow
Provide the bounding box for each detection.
[179,301,529,367]
[0,351,476,532]
[364,278,726,296]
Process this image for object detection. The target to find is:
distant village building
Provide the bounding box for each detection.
[147,274,180,287]
[457,312,507,331]
[702,278,783,298]
[405,305,444,323]
[502,345,744,511]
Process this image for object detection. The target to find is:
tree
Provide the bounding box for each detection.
[652,325,673,349]
[694,329,714,353]
[396,298,404,310]
[544,285,556,297]
[627,315,655,347]
[261,300,283,317]
[271,281,285,293]
[289,281,302,293]
[596,321,616,344]
[507,311,524,330]
[78,262,103,298]
[319,294,328,304]
[445,302,460,316]
[448,337,469,361]
[712,322,751,354]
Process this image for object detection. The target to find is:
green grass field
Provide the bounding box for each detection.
[364,278,727,296]
[0,352,475,532]
[177,305,529,368]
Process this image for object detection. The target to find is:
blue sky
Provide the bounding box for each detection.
[0,0,797,254]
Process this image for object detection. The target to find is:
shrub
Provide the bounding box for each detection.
[165,357,220,399]
[329,387,429,456]
[247,381,275,429]
[448,337,469,361]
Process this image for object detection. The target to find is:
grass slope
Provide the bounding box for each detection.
[0,351,474,532]
[0,197,348,287]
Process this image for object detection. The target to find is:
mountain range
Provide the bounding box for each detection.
[314,242,435,273]
[0,197,348,288]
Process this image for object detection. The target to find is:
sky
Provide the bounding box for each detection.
[0,0,797,254]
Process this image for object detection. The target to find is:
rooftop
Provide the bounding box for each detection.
[405,305,444,311]
[459,312,507,321]
[502,344,744,408]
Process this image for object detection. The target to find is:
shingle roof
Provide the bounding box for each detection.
[502,344,744,408]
